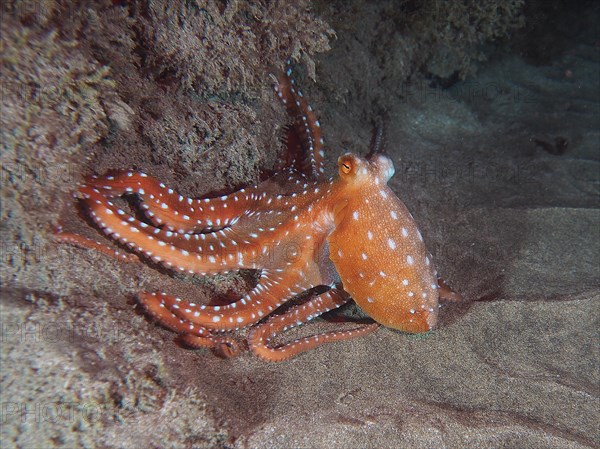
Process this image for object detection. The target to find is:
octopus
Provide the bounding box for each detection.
[57,67,460,361]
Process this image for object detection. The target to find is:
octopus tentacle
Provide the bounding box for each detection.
[78,184,277,273]
[53,228,140,263]
[274,68,325,179]
[79,185,224,273]
[366,117,386,158]
[78,178,332,275]
[437,277,463,302]
[177,334,241,358]
[138,292,241,356]
[138,252,321,332]
[85,171,263,233]
[248,288,380,362]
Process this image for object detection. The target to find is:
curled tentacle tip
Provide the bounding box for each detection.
[214,341,242,359]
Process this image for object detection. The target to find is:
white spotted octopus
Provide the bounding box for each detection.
[57,68,460,361]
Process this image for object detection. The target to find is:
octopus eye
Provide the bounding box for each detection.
[338,153,361,178]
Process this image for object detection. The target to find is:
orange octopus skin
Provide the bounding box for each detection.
[56,67,459,361]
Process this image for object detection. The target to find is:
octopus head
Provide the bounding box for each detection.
[338,153,395,185]
[329,152,439,333]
